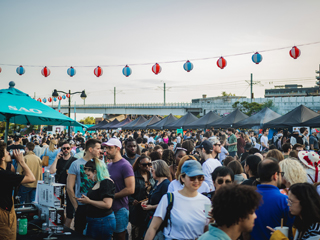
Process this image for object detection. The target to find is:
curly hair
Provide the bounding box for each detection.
[162,149,175,166]
[212,184,261,228]
[266,149,284,162]
[279,158,307,186]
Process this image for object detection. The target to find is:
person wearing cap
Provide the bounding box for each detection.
[145,160,211,240]
[309,129,319,151]
[198,140,222,192]
[67,138,102,234]
[105,138,135,240]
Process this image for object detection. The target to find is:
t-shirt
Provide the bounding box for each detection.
[122,154,140,166]
[260,135,269,149]
[219,146,228,162]
[228,134,237,152]
[86,178,115,218]
[309,135,319,149]
[55,156,77,184]
[0,167,24,211]
[202,158,222,191]
[148,179,170,206]
[68,158,95,205]
[107,158,134,212]
[167,179,210,193]
[154,191,210,240]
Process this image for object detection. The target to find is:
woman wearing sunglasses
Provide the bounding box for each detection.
[145,160,211,240]
[129,155,156,240]
[168,155,210,193]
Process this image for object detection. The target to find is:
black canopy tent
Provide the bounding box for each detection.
[184,111,221,129]
[263,105,320,128]
[99,119,120,130]
[132,115,161,130]
[87,119,109,131]
[164,112,198,130]
[122,116,148,130]
[234,107,281,129]
[147,114,178,130]
[301,115,320,127]
[207,108,248,128]
[109,117,131,129]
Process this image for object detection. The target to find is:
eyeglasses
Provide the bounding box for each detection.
[278,172,285,178]
[62,147,70,150]
[287,198,299,206]
[217,178,232,185]
[188,175,205,182]
[141,163,152,167]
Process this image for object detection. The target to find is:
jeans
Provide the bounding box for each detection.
[86,213,116,240]
[229,151,237,157]
[18,185,36,203]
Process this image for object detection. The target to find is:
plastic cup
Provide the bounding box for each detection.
[274,226,289,237]
[204,204,212,218]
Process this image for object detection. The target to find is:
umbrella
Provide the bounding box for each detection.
[87,119,109,131]
[207,108,248,128]
[132,115,161,130]
[109,117,131,129]
[164,112,198,130]
[0,82,86,142]
[99,119,120,130]
[122,116,148,130]
[147,114,178,130]
[184,111,221,129]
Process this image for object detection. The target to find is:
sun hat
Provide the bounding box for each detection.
[102,138,122,149]
[181,160,204,177]
[298,151,320,171]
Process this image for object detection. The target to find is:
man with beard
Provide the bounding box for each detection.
[123,138,140,165]
[50,141,77,227]
[250,158,294,240]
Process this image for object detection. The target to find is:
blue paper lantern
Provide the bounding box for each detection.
[53,97,57,102]
[16,65,25,75]
[122,65,132,77]
[252,52,263,64]
[183,60,193,72]
[67,66,76,77]
[62,95,66,99]
[43,98,47,103]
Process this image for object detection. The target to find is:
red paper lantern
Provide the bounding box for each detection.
[217,57,227,69]
[152,63,162,75]
[0,67,2,73]
[58,96,62,101]
[41,66,51,77]
[66,93,70,98]
[37,98,42,102]
[48,97,52,102]
[289,46,301,59]
[94,66,103,77]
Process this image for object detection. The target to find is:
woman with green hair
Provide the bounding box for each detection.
[77,158,115,240]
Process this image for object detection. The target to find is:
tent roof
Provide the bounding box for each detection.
[147,114,178,130]
[87,120,109,131]
[109,117,131,129]
[184,111,221,129]
[100,119,120,130]
[207,109,249,128]
[122,116,148,130]
[263,105,320,128]
[164,112,198,130]
[301,115,320,127]
[234,107,281,129]
[132,115,161,130]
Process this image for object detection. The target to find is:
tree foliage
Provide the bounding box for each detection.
[232,100,274,116]
[80,116,95,124]
[221,91,236,96]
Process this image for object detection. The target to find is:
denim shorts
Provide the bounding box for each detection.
[86,213,116,240]
[114,207,129,233]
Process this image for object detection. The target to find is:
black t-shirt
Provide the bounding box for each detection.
[55,156,77,184]
[86,178,115,218]
[0,167,24,211]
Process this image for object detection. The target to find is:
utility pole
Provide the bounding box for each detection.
[316,64,320,92]
[250,73,253,102]
[157,82,171,106]
[245,73,262,102]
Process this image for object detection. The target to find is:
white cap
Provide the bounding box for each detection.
[102,138,122,149]
[311,129,317,134]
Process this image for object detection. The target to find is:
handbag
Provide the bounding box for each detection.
[42,148,49,166]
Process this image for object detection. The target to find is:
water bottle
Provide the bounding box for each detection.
[18,216,28,235]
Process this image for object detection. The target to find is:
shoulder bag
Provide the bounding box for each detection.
[42,148,49,166]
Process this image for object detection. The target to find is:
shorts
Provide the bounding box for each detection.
[66,193,75,219]
[114,207,129,233]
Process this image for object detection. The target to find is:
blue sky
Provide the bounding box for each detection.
[1,0,320,119]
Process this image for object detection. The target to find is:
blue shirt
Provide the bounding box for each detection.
[41,148,58,166]
[251,184,294,240]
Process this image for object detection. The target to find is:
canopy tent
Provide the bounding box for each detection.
[122,116,148,130]
[234,107,281,129]
[109,117,131,129]
[0,82,86,142]
[147,114,178,130]
[100,119,120,130]
[207,108,248,128]
[263,105,320,128]
[164,112,198,130]
[184,111,221,129]
[132,115,161,130]
[301,115,320,127]
[87,120,109,131]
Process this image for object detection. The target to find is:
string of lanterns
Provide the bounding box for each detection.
[36,93,70,103]
[0,45,303,78]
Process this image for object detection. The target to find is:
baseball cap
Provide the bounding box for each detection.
[311,129,319,133]
[196,140,213,152]
[181,160,204,177]
[102,138,122,149]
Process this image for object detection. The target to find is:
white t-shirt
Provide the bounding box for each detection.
[202,158,222,191]
[219,147,228,162]
[167,179,210,194]
[154,191,210,240]
[260,135,269,148]
[147,137,155,144]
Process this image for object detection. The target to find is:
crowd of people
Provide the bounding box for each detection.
[1,126,320,240]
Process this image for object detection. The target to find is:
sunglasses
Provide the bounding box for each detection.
[141,163,152,167]
[62,147,70,150]
[217,178,232,185]
[188,175,205,182]
[214,144,221,147]
[278,172,285,178]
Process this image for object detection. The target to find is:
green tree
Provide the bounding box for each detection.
[232,100,275,116]
[221,91,236,96]
[80,116,95,124]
